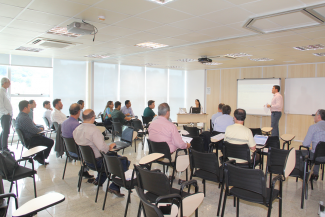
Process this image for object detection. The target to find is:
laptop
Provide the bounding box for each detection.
[179,108,187,114]
[191,107,200,113]
[112,126,134,151]
[254,135,268,146]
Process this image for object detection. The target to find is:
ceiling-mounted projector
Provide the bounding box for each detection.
[67,22,95,35]
[198,57,212,64]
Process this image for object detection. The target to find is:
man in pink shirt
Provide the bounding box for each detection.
[266,85,283,137]
[149,103,190,161]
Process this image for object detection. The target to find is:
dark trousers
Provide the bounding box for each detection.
[27,135,54,160]
[0,115,11,150]
[271,112,282,137]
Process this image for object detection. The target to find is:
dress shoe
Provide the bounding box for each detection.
[34,156,49,165]
[79,171,94,178]
[108,188,125,197]
[87,178,95,183]
[104,136,110,140]
[92,180,103,187]
[311,174,319,181]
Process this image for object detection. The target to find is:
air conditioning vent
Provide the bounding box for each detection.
[28,37,81,49]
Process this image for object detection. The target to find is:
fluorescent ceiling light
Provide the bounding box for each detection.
[293,44,324,51]
[313,53,325,56]
[145,63,159,66]
[168,66,184,69]
[47,27,81,37]
[84,54,110,59]
[15,46,43,52]
[249,57,273,61]
[135,42,168,49]
[149,0,174,4]
[203,62,223,65]
[225,53,252,58]
[176,59,197,62]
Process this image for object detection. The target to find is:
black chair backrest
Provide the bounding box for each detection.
[223,141,251,163]
[113,118,120,122]
[78,145,98,170]
[191,149,220,176]
[314,141,325,163]
[62,137,80,159]
[224,163,266,198]
[149,141,172,162]
[183,125,199,137]
[132,119,144,131]
[0,153,9,179]
[264,136,280,149]
[102,154,126,186]
[210,119,213,133]
[190,136,205,152]
[267,147,289,173]
[135,165,170,196]
[53,122,59,131]
[250,128,262,137]
[211,131,223,136]
[135,186,164,217]
[290,150,305,177]
[15,128,26,147]
[112,121,122,137]
[142,116,152,125]
[0,176,4,195]
[43,117,51,129]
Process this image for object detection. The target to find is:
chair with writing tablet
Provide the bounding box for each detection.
[280,134,295,150]
[261,127,272,136]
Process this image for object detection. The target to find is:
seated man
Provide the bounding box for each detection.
[51,98,67,124]
[15,100,54,165]
[213,105,234,132]
[111,101,131,125]
[211,103,224,128]
[224,109,256,163]
[121,100,134,117]
[42,100,53,128]
[149,103,191,162]
[61,103,93,179]
[77,100,84,121]
[143,100,157,120]
[28,100,44,129]
[302,109,325,180]
[73,109,130,197]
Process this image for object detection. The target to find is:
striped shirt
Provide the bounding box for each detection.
[16,112,42,140]
[302,120,325,153]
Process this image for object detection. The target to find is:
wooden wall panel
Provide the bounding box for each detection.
[206,70,221,122]
[288,64,315,78]
[286,114,314,140]
[220,68,240,114]
[317,63,325,77]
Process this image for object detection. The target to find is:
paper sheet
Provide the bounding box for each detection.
[181,136,193,143]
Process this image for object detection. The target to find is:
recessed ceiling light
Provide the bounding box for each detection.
[135,42,169,49]
[84,54,110,59]
[145,63,159,66]
[249,57,274,61]
[313,53,325,56]
[224,53,252,58]
[47,27,81,37]
[149,0,174,4]
[168,66,184,69]
[15,46,43,52]
[293,44,325,51]
[176,59,197,62]
[203,62,223,66]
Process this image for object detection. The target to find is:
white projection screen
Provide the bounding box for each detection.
[285,77,325,115]
[237,78,281,116]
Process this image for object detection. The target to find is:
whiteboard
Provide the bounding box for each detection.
[285,77,325,115]
[237,78,281,116]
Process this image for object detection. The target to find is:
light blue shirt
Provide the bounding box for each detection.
[303,120,325,153]
[121,106,134,117]
[211,112,222,126]
[213,114,234,132]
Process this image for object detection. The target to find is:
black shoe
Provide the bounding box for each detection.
[87,178,95,183]
[80,171,94,179]
[311,174,319,181]
[104,136,110,140]
[92,180,103,187]
[107,188,125,197]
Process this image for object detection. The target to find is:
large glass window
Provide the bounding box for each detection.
[0,65,8,81]
[169,70,185,121]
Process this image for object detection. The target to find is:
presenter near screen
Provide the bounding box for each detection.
[190,99,201,113]
[265,85,283,137]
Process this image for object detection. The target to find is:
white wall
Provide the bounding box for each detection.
[186,70,205,112]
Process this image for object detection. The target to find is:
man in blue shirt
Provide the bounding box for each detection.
[211,103,224,128]
[61,103,93,179]
[121,100,134,117]
[213,105,234,132]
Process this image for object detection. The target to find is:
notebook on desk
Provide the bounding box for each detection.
[254,135,268,146]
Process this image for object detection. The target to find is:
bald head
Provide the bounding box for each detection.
[83,109,95,122]
[69,103,80,120]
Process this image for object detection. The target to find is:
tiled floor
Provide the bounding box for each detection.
[3,134,325,217]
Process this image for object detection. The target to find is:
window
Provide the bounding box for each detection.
[0,65,8,81]
[169,70,185,121]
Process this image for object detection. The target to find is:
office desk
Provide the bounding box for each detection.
[177,113,208,130]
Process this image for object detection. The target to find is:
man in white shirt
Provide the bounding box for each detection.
[120,100,135,117]
[0,77,13,152]
[43,101,53,128]
[266,85,283,137]
[51,99,67,124]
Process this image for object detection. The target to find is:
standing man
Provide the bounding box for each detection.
[211,103,224,126]
[111,101,132,125]
[77,100,84,121]
[0,78,12,152]
[121,100,134,117]
[266,85,283,137]
[143,100,157,120]
[43,100,53,128]
[51,99,67,124]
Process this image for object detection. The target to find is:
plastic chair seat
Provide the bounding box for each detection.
[112,176,137,189]
[7,166,37,181]
[144,188,192,203]
[157,157,175,163]
[230,187,279,204]
[193,169,220,182]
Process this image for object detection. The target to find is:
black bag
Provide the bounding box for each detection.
[0,151,18,178]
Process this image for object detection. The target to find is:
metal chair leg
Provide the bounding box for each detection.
[102,176,110,210]
[236,198,239,217]
[95,172,102,203]
[62,156,68,179]
[124,190,132,217]
[33,174,37,198]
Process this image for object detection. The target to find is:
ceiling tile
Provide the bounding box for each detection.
[267,34,309,43]
[0,3,24,18]
[68,0,102,6]
[136,6,193,24]
[18,9,69,26]
[297,29,325,40]
[28,0,89,17]
[1,27,42,37]
[124,31,164,41]
[99,25,139,37]
[165,0,233,16]
[155,37,189,46]
[146,25,191,37]
[200,26,247,39]
[9,19,53,32]
[114,17,161,31]
[201,6,254,25]
[0,0,31,7]
[74,7,130,25]
[0,33,34,43]
[252,19,282,32]
[109,37,144,46]
[173,32,214,42]
[94,0,159,16]
[0,17,12,26]
[225,0,260,5]
[169,17,222,31]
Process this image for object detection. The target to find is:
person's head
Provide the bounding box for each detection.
[106,101,113,109]
[29,100,36,109]
[69,103,81,118]
[272,85,280,94]
[314,109,325,123]
[195,99,201,108]
[19,100,31,113]
[83,109,96,123]
[77,100,84,109]
[158,103,170,119]
[1,77,10,89]
[115,101,121,110]
[125,100,131,108]
[234,109,246,123]
[218,103,225,112]
[53,99,63,110]
[148,100,155,109]
[222,105,231,115]
[43,101,51,109]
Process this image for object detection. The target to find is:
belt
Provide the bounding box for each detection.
[271,111,281,113]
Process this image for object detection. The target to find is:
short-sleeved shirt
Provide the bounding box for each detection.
[121,106,134,117]
[302,120,325,153]
[111,109,126,124]
[143,107,155,119]
[61,116,80,138]
[211,112,222,126]
[213,114,234,132]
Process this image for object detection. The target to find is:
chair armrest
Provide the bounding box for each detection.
[225,160,236,165]
[118,156,128,161]
[299,145,309,151]
[271,175,283,188]
[176,148,188,155]
[151,169,161,173]
[16,158,30,163]
[0,193,18,209]
[180,179,198,193]
[155,193,182,204]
